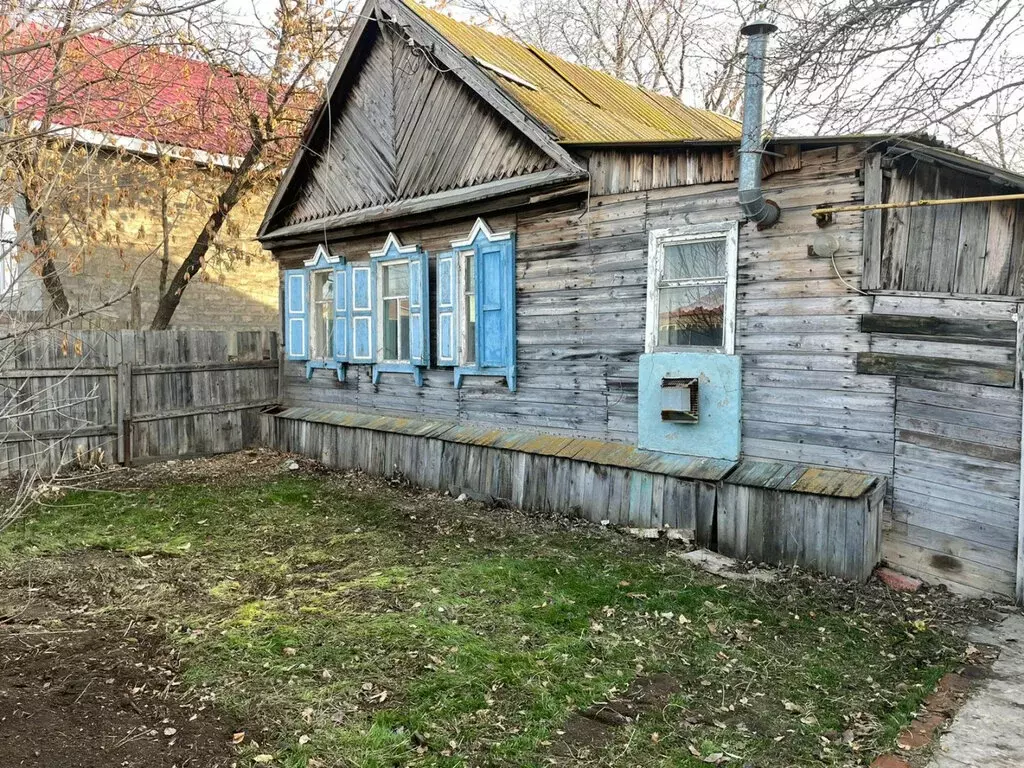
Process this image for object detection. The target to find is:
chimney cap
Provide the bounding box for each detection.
[741,18,778,36]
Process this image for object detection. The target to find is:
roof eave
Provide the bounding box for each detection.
[259,167,588,248]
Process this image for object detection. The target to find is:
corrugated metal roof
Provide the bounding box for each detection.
[402,0,741,145]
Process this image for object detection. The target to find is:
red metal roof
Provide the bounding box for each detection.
[4,25,271,159]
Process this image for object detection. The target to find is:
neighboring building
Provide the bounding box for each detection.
[2,27,281,329]
[257,0,1024,602]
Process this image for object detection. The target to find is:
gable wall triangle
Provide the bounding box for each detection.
[278,19,560,230]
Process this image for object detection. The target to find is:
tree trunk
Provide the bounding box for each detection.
[158,187,170,296]
[149,139,263,330]
[20,190,71,317]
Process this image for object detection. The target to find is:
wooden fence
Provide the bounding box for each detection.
[0,329,279,476]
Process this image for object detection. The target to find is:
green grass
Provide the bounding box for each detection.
[0,472,968,767]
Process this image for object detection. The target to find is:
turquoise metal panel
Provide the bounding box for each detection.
[638,352,741,461]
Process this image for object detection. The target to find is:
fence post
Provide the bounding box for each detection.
[130,286,142,330]
[116,361,133,465]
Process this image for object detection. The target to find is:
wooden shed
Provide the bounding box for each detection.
[258,0,1024,602]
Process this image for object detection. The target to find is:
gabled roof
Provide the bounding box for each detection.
[404,1,741,145]
[259,0,740,241]
[3,23,282,163]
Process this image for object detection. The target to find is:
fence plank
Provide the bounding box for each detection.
[0,329,279,476]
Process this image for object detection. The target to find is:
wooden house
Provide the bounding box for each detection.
[257,0,1024,602]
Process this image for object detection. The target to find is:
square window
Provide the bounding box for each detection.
[646,224,737,354]
[657,284,725,348]
[663,239,726,281]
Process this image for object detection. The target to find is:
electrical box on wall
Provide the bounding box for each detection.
[661,377,699,422]
[638,352,741,461]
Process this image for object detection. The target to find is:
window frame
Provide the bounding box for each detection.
[308,267,335,361]
[367,232,429,387]
[457,248,476,366]
[446,218,516,391]
[376,257,412,364]
[644,222,739,355]
[0,204,20,299]
[292,244,347,381]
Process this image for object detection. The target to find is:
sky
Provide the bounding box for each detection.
[216,0,1022,170]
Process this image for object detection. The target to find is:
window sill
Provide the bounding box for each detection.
[305,359,345,382]
[372,362,424,387]
[646,345,732,355]
[454,365,516,392]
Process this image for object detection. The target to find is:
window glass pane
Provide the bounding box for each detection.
[382,262,409,297]
[383,298,398,360]
[465,253,475,293]
[398,298,410,361]
[462,251,475,365]
[382,297,411,362]
[310,270,334,358]
[1,205,19,296]
[657,284,725,347]
[663,238,726,280]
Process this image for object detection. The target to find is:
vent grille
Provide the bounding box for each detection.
[661,377,699,423]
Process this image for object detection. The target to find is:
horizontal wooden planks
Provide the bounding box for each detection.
[280,142,900,483]
[859,296,1018,387]
[886,377,1021,598]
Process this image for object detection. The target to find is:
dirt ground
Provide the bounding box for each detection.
[0,556,238,767]
[0,453,285,768]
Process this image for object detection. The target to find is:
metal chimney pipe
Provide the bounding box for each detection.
[738,19,780,228]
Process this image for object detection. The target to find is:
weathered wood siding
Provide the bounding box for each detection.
[0,330,277,476]
[886,377,1021,597]
[857,295,1017,387]
[718,479,885,582]
[864,154,1024,295]
[585,144,801,196]
[263,408,885,581]
[278,143,893,481]
[264,410,717,542]
[850,295,1022,598]
[276,21,556,229]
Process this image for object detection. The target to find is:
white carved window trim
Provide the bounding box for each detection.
[644,221,738,355]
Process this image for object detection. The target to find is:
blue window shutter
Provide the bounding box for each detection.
[333,265,349,362]
[349,264,374,363]
[435,249,457,366]
[284,269,308,360]
[475,236,516,389]
[408,248,430,367]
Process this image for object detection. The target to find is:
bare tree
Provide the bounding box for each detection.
[463,0,764,111]
[0,0,228,319]
[459,0,1024,170]
[148,0,350,329]
[0,0,220,529]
